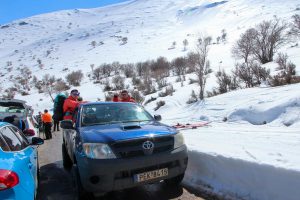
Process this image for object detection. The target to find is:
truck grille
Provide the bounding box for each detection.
[111,136,174,158]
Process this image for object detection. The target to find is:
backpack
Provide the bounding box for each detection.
[53,93,67,121]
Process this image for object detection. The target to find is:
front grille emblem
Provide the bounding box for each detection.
[142,141,154,155]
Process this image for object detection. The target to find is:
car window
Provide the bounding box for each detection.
[0,133,10,151]
[0,102,25,114]
[9,126,29,147]
[0,126,25,151]
[81,104,153,126]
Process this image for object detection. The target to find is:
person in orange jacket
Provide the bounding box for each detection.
[63,89,80,121]
[42,109,52,139]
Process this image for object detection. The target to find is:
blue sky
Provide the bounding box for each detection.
[0,0,128,24]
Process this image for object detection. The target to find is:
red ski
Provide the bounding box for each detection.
[172,121,211,129]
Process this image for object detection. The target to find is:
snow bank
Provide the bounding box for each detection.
[184,151,300,200]
[227,97,300,126]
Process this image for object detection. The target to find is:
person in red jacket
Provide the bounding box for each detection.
[119,90,136,102]
[63,89,80,120]
[112,94,119,102]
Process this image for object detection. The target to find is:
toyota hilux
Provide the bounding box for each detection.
[61,102,188,199]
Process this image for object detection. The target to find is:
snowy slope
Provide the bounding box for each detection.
[1,0,300,199]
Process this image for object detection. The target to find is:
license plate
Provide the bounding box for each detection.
[134,168,168,182]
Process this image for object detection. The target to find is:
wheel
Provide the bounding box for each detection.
[164,173,185,186]
[62,143,72,170]
[72,165,93,200]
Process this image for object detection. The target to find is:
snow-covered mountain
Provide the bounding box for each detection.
[1,1,300,199]
[1,0,299,83]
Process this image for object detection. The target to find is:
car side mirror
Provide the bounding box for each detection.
[154,115,162,121]
[60,120,74,129]
[31,137,44,145]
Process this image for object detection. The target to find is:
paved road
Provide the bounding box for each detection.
[37,130,206,200]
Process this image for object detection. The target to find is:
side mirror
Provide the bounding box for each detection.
[31,137,44,145]
[154,115,162,121]
[60,120,74,129]
[23,129,36,137]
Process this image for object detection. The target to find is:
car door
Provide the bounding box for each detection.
[0,125,36,198]
[10,126,38,188]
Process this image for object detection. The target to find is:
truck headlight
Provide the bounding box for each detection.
[174,132,185,149]
[83,143,116,159]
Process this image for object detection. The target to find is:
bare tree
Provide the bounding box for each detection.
[101,63,114,78]
[221,29,227,42]
[232,60,270,88]
[195,36,212,100]
[66,70,84,86]
[54,79,70,93]
[93,66,102,81]
[215,70,236,94]
[290,14,300,37]
[275,53,296,84]
[232,28,256,64]
[122,63,135,78]
[42,74,56,102]
[19,67,32,90]
[252,19,288,64]
[137,60,151,77]
[232,63,254,88]
[111,62,121,75]
[112,75,125,90]
[172,57,186,82]
[151,57,170,79]
[186,52,198,73]
[233,19,288,64]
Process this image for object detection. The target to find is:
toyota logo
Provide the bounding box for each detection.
[142,141,154,155]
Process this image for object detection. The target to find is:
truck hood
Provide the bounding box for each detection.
[79,121,176,143]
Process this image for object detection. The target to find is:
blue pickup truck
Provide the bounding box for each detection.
[61,102,188,199]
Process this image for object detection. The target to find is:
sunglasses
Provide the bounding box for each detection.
[71,92,80,96]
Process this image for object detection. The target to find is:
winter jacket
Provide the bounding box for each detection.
[42,113,52,123]
[120,96,136,103]
[63,96,79,120]
[112,95,119,102]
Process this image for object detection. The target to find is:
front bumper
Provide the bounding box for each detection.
[76,145,188,194]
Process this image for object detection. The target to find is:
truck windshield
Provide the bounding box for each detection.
[81,103,153,126]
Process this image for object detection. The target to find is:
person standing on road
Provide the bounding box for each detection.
[42,109,52,139]
[63,89,80,121]
[52,114,60,132]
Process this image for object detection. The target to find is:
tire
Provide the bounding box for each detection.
[164,173,185,186]
[62,143,72,170]
[72,165,93,200]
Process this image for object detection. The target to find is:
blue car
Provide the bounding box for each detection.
[0,122,44,200]
[61,102,188,199]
